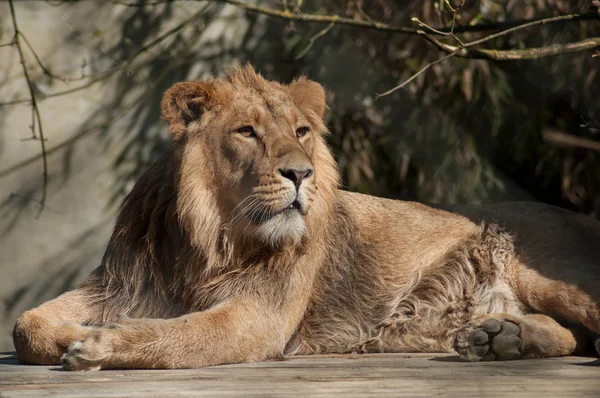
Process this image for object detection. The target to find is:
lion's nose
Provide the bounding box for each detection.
[279,168,313,189]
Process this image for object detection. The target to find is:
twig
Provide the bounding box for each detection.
[127,1,213,64]
[111,0,176,5]
[355,2,378,28]
[376,49,461,99]
[543,129,600,152]
[0,70,118,107]
[295,21,335,60]
[8,193,58,214]
[9,0,48,218]
[444,0,465,45]
[17,32,73,82]
[0,103,138,179]
[465,14,595,49]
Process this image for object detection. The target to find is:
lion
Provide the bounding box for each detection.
[12,65,600,370]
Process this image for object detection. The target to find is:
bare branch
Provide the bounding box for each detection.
[113,1,600,36]
[465,14,596,48]
[212,0,418,34]
[379,11,600,98]
[17,32,73,83]
[2,0,212,217]
[4,1,599,108]
[295,21,335,60]
[543,129,600,152]
[213,0,600,39]
[355,2,381,29]
[200,1,598,96]
[375,49,461,99]
[8,0,48,217]
[111,0,181,5]
[416,12,599,50]
[0,69,119,107]
[114,0,415,32]
[420,33,600,60]
[0,1,214,107]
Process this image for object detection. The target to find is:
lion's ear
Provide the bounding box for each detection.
[288,77,327,119]
[161,81,212,139]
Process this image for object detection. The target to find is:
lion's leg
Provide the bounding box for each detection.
[60,298,288,371]
[13,284,104,365]
[510,263,600,358]
[454,313,592,361]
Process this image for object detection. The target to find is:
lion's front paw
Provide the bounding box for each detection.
[61,329,114,371]
[455,318,523,361]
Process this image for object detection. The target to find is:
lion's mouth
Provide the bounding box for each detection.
[249,200,305,224]
[287,200,303,211]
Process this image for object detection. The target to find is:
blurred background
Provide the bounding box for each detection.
[0,0,599,351]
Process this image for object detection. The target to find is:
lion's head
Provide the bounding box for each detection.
[160,65,339,250]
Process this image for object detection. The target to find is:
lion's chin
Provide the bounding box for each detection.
[256,211,306,246]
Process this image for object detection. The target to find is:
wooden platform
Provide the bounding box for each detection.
[1,351,599,397]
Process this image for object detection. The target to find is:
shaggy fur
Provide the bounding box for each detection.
[13,65,600,370]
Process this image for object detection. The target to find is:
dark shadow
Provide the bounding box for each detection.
[432,201,600,325]
[571,358,600,367]
[2,220,110,331]
[0,352,18,366]
[430,355,600,366]
[428,355,464,362]
[0,189,42,237]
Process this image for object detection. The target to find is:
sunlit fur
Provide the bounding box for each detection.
[12,66,600,370]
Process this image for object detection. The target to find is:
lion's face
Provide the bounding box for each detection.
[161,66,331,245]
[204,81,319,244]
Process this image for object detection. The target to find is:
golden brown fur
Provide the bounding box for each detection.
[13,65,600,370]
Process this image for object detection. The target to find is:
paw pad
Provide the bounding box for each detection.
[458,319,523,361]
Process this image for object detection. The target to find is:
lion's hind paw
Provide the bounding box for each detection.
[455,319,523,361]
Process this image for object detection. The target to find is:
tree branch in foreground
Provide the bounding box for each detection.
[378,11,600,98]
[420,33,600,60]
[114,0,600,36]
[204,1,598,94]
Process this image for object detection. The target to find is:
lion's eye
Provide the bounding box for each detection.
[296,127,310,139]
[236,126,256,138]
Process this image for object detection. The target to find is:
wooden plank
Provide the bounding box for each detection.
[1,352,599,397]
